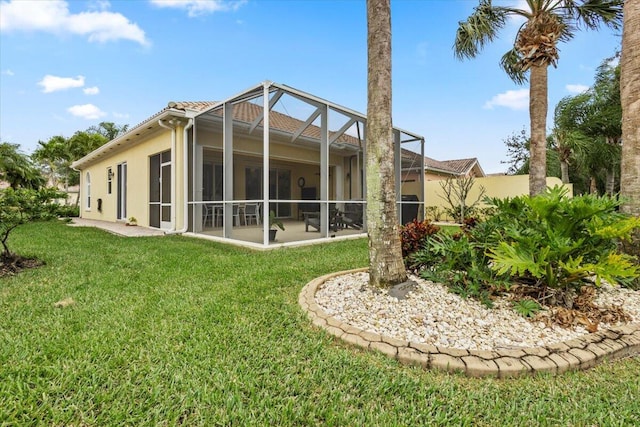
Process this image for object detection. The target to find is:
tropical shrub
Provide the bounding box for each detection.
[410,227,508,307]
[409,187,640,309]
[485,187,640,294]
[56,204,80,218]
[400,219,439,259]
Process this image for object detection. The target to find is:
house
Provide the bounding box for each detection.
[423,156,485,180]
[71,81,426,248]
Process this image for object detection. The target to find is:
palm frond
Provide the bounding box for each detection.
[572,0,623,30]
[453,0,510,60]
[500,48,528,84]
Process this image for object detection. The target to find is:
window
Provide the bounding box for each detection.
[107,167,113,194]
[85,172,91,210]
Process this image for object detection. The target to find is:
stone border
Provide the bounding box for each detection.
[299,268,640,378]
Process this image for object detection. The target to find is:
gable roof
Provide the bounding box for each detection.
[400,149,485,177]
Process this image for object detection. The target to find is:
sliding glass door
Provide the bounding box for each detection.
[245,167,291,217]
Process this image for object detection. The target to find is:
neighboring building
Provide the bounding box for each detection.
[424,156,485,180]
[71,81,426,248]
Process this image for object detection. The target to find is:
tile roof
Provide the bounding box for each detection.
[400,148,482,176]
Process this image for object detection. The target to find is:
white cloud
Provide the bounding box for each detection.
[2,69,14,76]
[0,0,149,46]
[83,86,100,95]
[68,104,106,119]
[566,84,589,94]
[483,89,529,110]
[38,75,85,93]
[150,0,247,17]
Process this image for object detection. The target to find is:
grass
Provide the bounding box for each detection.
[1,221,639,426]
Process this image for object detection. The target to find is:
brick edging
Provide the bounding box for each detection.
[299,268,640,378]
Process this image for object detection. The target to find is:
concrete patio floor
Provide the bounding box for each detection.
[68,218,166,237]
[68,218,366,247]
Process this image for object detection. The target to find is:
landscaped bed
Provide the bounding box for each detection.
[1,221,639,425]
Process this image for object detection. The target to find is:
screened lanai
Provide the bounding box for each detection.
[187,81,425,247]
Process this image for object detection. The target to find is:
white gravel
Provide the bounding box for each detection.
[315,272,640,351]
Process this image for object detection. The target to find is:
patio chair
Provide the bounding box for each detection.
[232,204,242,226]
[304,209,341,232]
[244,203,260,226]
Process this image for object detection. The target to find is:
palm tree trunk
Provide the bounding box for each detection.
[366,0,407,288]
[560,160,570,184]
[529,64,548,196]
[590,176,598,195]
[605,168,615,196]
[620,0,640,217]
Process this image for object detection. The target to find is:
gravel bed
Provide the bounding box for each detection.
[315,272,640,351]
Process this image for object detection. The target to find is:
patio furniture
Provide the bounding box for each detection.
[232,204,242,226]
[303,209,342,232]
[244,203,261,225]
[203,203,222,227]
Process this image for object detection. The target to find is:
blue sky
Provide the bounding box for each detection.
[0,0,621,173]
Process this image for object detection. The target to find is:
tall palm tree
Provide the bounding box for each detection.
[454,0,623,196]
[620,0,640,217]
[366,0,407,287]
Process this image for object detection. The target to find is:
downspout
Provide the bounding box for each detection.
[158,119,177,231]
[165,118,193,235]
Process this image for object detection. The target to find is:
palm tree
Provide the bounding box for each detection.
[366,0,407,287]
[620,0,640,217]
[454,0,623,196]
[552,93,591,184]
[0,142,44,189]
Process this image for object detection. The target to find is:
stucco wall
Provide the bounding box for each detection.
[79,129,173,228]
[424,175,573,220]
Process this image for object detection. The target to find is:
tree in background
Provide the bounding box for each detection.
[552,93,591,185]
[33,122,125,192]
[578,59,622,195]
[550,57,622,195]
[32,136,69,188]
[502,128,530,175]
[366,0,407,288]
[87,122,129,141]
[455,0,623,196]
[0,143,44,190]
[438,176,486,223]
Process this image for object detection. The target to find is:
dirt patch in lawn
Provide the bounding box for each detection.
[0,254,45,278]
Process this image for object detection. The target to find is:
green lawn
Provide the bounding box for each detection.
[1,221,639,426]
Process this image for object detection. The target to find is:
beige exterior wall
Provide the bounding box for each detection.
[424,175,573,220]
[79,128,173,228]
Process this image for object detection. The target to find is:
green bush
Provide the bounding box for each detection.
[410,227,508,307]
[56,204,79,218]
[400,219,440,259]
[409,187,640,308]
[486,187,640,292]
